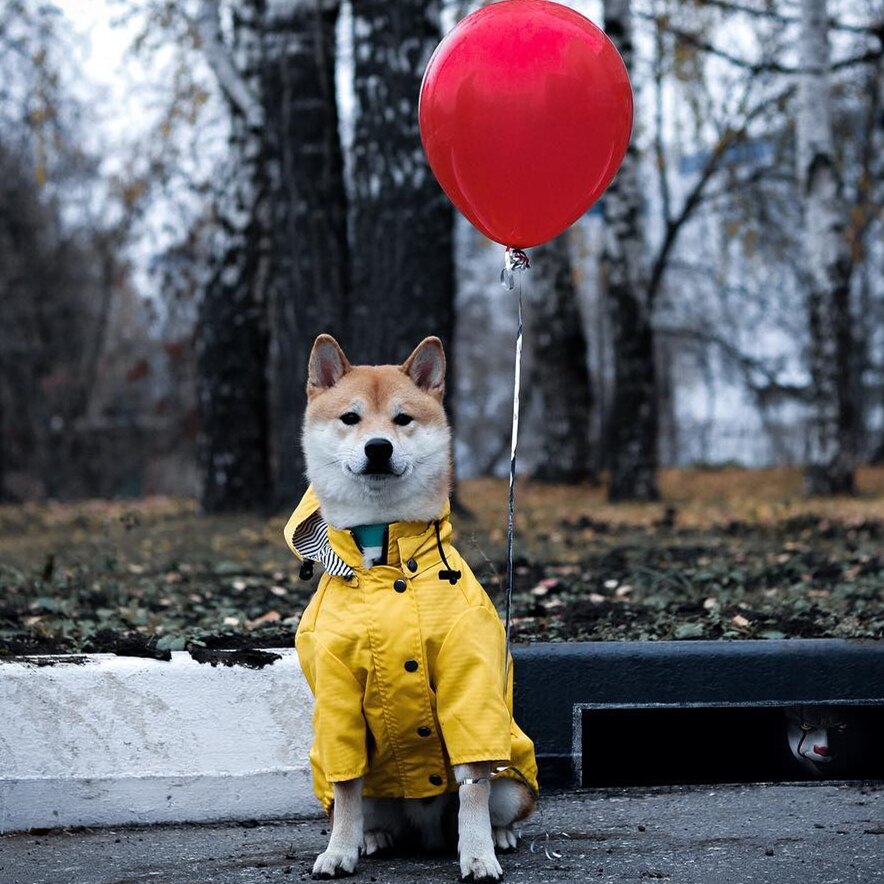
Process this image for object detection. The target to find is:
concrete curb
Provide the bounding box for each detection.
[0,649,316,833]
[2,639,883,833]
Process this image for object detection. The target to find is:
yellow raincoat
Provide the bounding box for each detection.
[285,487,538,812]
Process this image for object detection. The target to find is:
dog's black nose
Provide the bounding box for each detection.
[364,437,393,465]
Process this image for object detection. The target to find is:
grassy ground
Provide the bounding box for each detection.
[1,466,882,655]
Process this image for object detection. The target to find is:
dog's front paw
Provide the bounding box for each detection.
[312,846,359,879]
[362,829,395,856]
[459,850,503,882]
[493,825,518,852]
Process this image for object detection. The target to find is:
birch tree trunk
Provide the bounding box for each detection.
[263,0,350,508]
[601,0,659,501]
[195,0,272,512]
[527,235,594,482]
[348,0,454,366]
[797,0,856,494]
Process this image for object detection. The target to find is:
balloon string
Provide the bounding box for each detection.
[502,246,527,693]
[502,249,563,862]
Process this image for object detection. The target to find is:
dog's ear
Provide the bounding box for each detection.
[308,335,351,396]
[402,337,446,400]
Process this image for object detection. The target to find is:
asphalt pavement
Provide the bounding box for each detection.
[2,783,882,884]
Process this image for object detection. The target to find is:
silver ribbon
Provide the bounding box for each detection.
[502,246,528,693]
[497,257,568,864]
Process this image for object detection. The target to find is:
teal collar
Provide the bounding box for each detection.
[350,523,387,552]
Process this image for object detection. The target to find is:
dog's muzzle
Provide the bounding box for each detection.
[362,437,395,475]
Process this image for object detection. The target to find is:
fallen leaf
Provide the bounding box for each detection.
[675,623,704,639]
[247,610,282,628]
[760,630,787,640]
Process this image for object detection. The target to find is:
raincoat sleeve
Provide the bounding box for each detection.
[296,630,369,783]
[434,605,513,766]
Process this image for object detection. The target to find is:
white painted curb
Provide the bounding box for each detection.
[0,649,320,833]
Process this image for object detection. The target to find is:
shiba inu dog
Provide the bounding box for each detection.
[286,334,537,881]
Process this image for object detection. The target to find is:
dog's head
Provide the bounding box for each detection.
[302,335,452,528]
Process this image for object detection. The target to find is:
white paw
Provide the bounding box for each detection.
[493,825,518,852]
[362,829,395,855]
[459,850,503,882]
[312,846,359,879]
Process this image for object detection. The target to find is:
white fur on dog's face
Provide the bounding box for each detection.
[303,336,452,528]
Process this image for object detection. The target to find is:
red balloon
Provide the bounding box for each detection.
[419,0,633,249]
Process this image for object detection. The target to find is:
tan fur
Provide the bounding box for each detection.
[304,335,530,880]
[303,337,452,529]
[308,365,447,427]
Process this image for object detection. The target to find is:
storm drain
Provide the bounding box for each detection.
[513,640,884,788]
[575,701,884,787]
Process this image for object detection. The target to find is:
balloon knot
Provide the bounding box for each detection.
[501,247,531,289]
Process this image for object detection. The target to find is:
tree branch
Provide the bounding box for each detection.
[830,48,884,70]
[846,51,883,260]
[657,325,810,404]
[647,84,796,308]
[653,22,672,225]
[690,0,883,37]
[192,0,264,128]
[643,14,883,75]
[695,164,793,207]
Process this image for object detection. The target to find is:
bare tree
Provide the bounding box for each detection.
[796,0,857,494]
[600,0,816,495]
[262,0,350,508]
[194,0,272,512]
[0,3,137,500]
[527,235,595,482]
[347,0,454,367]
[601,0,659,501]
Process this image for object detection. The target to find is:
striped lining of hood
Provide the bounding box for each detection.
[290,510,354,579]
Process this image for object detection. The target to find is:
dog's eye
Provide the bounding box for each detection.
[340,412,361,425]
[393,413,413,427]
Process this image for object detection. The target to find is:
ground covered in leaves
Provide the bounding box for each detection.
[1,467,882,656]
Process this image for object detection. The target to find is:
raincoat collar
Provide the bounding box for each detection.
[284,485,452,579]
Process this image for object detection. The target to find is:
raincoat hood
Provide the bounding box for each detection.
[284,484,454,580]
[286,486,538,812]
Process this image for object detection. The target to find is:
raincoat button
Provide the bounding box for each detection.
[393,578,407,592]
[407,558,418,572]
[429,774,443,786]
[417,726,432,737]
[404,659,419,672]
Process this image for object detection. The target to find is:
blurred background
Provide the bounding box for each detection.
[1,0,881,510]
[1,0,883,654]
